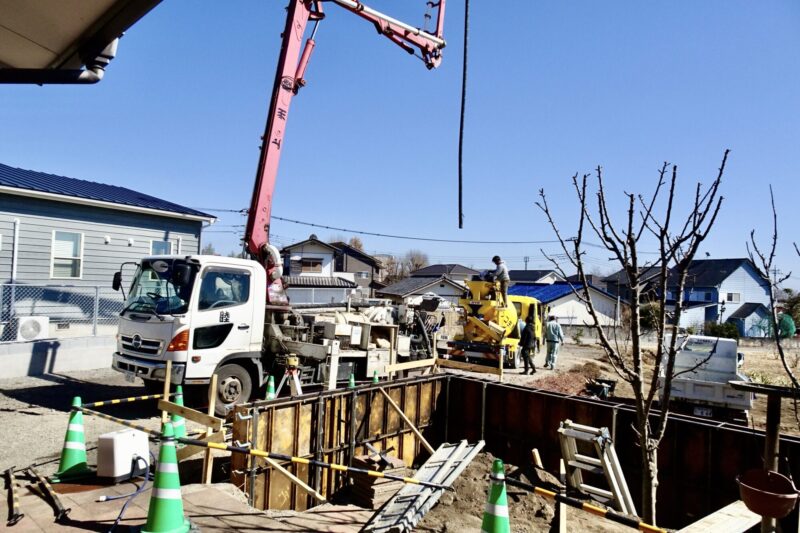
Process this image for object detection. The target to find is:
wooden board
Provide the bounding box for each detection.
[437,358,503,376]
[157,400,223,431]
[176,430,224,461]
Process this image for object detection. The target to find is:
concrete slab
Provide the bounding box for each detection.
[678,500,761,532]
[1,480,369,532]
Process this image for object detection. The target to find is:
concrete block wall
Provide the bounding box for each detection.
[0,335,116,378]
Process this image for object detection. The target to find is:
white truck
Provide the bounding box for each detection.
[659,335,753,422]
[111,255,404,415]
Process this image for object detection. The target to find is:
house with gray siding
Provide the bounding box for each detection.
[0,163,214,341]
[666,258,771,336]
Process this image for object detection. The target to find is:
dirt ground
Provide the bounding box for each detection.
[417,452,631,533]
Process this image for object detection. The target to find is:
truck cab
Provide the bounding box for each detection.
[112,255,269,413]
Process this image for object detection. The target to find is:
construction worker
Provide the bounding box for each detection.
[490,255,510,306]
[544,315,564,370]
[520,315,537,374]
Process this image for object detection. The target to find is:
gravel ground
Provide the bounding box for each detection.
[0,369,204,476]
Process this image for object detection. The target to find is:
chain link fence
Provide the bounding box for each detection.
[0,284,123,342]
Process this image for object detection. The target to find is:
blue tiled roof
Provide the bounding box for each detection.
[0,163,213,219]
[510,281,617,304]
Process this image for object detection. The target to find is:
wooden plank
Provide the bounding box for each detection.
[176,430,224,461]
[385,358,437,373]
[161,360,172,424]
[158,400,223,431]
[202,373,217,484]
[677,500,760,532]
[558,459,567,533]
[264,457,327,503]
[437,358,503,376]
[379,387,435,454]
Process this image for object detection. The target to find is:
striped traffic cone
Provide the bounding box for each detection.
[170,386,186,440]
[266,376,276,400]
[143,423,190,533]
[480,458,511,533]
[372,370,379,384]
[348,373,356,389]
[53,397,91,481]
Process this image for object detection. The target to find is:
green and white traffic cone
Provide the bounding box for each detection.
[170,386,186,440]
[480,458,511,533]
[53,396,92,481]
[266,375,276,400]
[143,422,190,533]
[372,370,379,384]
[348,373,356,389]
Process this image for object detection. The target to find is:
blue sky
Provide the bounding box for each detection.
[2,1,799,283]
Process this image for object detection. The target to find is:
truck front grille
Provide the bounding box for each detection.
[120,335,162,356]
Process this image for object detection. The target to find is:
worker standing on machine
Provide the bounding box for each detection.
[520,315,537,374]
[544,315,564,370]
[489,256,510,306]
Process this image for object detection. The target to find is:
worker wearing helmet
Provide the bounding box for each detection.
[490,255,510,306]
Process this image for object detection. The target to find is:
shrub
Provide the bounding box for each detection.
[704,321,740,339]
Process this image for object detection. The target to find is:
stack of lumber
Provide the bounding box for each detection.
[351,454,407,510]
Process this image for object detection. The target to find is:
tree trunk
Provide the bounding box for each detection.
[641,443,659,524]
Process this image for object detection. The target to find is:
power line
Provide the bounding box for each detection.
[271,215,568,245]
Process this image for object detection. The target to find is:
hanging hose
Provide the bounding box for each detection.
[457,0,470,228]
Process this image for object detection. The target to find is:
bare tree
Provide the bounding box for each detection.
[348,236,364,251]
[380,255,404,284]
[537,151,729,524]
[747,186,800,389]
[403,249,429,275]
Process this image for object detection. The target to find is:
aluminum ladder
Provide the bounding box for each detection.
[557,419,636,516]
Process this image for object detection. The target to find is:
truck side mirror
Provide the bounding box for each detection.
[172,264,192,287]
[112,271,122,291]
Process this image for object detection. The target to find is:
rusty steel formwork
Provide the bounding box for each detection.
[230,374,800,530]
[230,374,445,511]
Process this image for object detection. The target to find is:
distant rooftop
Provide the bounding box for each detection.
[0,163,214,221]
[410,264,479,278]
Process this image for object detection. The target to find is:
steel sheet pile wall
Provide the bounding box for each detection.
[231,375,444,511]
[443,376,800,529]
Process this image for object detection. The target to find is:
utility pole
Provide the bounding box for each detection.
[523,256,529,270]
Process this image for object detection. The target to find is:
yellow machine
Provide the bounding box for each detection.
[448,279,544,368]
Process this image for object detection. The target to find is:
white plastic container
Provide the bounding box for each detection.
[97,429,150,482]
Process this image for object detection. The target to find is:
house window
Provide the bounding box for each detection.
[301,258,323,273]
[356,271,370,279]
[726,292,741,303]
[151,240,173,255]
[52,231,83,278]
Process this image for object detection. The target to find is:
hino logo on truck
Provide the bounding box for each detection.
[132,334,142,349]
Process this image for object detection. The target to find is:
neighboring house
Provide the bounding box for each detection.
[666,258,771,336]
[602,266,662,303]
[376,276,467,305]
[280,235,358,304]
[329,241,383,297]
[509,281,625,327]
[566,273,607,292]
[410,263,479,280]
[0,162,215,340]
[510,269,562,284]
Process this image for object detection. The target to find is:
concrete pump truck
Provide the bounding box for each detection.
[111,0,446,415]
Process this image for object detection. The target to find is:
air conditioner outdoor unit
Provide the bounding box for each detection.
[16,316,50,341]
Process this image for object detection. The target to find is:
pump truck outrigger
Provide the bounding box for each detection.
[111,0,446,416]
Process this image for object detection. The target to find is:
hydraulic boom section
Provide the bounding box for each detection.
[244,0,446,304]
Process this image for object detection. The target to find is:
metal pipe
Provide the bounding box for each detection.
[330,0,446,48]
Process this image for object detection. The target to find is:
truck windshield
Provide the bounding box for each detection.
[123,259,196,315]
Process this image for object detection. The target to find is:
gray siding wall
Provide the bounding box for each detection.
[0,194,204,285]
[718,264,770,319]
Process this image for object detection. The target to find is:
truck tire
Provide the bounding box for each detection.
[215,364,253,417]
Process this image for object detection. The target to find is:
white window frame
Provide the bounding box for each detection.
[150,239,173,255]
[301,258,323,273]
[50,230,84,279]
[726,292,741,303]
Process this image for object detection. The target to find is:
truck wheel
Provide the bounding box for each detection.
[215,364,252,417]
